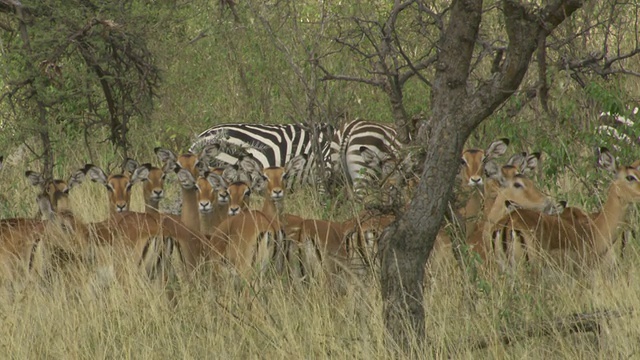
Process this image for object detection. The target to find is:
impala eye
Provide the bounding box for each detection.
[513,182,523,189]
[244,190,251,197]
[626,175,638,182]
[460,158,466,165]
[126,184,133,192]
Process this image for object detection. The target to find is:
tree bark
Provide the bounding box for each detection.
[380,0,585,352]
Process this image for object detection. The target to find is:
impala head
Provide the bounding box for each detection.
[460,138,509,187]
[123,158,166,204]
[494,171,553,213]
[239,154,307,202]
[25,171,72,212]
[505,199,568,216]
[225,181,253,216]
[155,145,218,190]
[611,161,640,202]
[595,146,618,173]
[78,164,150,213]
[195,167,240,214]
[484,152,541,195]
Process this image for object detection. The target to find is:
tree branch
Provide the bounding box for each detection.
[468,309,631,351]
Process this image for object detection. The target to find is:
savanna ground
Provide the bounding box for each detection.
[1,1,640,358]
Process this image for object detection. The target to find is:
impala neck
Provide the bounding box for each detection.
[199,212,215,236]
[262,197,284,226]
[593,182,630,255]
[482,180,502,219]
[54,195,71,214]
[457,183,484,217]
[145,198,160,214]
[199,206,227,236]
[181,187,201,233]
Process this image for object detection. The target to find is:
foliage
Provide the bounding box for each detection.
[0,0,640,356]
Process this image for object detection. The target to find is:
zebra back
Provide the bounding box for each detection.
[190,123,333,190]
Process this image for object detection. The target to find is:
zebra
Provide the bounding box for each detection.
[189,123,334,190]
[330,118,413,200]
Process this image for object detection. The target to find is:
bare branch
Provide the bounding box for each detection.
[318,65,386,87]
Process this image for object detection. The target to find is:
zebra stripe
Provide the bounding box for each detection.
[331,119,406,192]
[189,123,333,189]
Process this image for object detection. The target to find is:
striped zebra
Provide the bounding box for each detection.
[330,118,411,200]
[189,123,334,190]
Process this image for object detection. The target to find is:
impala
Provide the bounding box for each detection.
[464,157,555,265]
[289,219,347,282]
[457,139,510,233]
[162,157,279,279]
[77,163,152,213]
[25,171,75,215]
[492,148,640,272]
[194,169,232,235]
[155,145,218,233]
[123,158,168,214]
[238,154,307,274]
[191,176,278,278]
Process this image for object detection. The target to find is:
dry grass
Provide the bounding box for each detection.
[0,167,639,359]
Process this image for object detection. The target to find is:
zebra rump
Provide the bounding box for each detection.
[331,119,407,193]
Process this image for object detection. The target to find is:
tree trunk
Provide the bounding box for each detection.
[387,76,412,143]
[380,0,584,353]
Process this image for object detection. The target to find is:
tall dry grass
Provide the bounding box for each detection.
[0,161,639,359]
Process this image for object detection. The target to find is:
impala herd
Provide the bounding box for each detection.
[0,138,638,301]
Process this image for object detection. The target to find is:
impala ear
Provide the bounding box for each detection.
[221,165,239,184]
[85,165,109,186]
[544,200,568,215]
[483,160,501,180]
[504,199,521,212]
[199,144,220,161]
[155,147,177,164]
[505,152,527,168]
[250,172,267,193]
[130,165,151,184]
[238,155,263,174]
[596,147,617,173]
[25,171,45,186]
[122,158,139,175]
[68,169,86,189]
[484,138,510,160]
[521,152,541,174]
[285,154,307,174]
[176,168,196,189]
[206,172,228,191]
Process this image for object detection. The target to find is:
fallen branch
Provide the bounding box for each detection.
[468,308,633,352]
